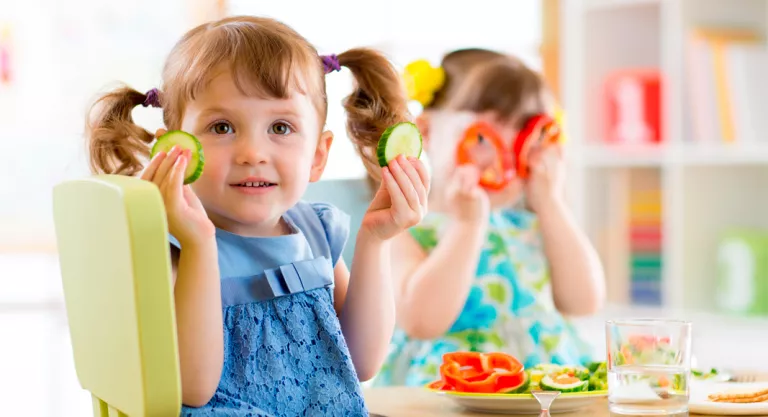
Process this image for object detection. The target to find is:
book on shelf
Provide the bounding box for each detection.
[686,27,768,144]
[628,183,662,306]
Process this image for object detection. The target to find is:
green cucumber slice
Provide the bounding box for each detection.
[540,375,589,393]
[150,130,205,184]
[376,122,423,167]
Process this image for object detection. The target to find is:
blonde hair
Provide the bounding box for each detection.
[427,48,552,128]
[87,16,410,182]
[426,48,507,110]
[446,56,553,129]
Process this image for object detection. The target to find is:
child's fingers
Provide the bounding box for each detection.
[462,173,474,195]
[183,185,205,211]
[153,145,182,185]
[459,166,480,195]
[162,150,187,206]
[140,151,166,181]
[409,157,431,196]
[527,147,548,175]
[382,167,410,215]
[402,156,428,207]
[388,157,421,212]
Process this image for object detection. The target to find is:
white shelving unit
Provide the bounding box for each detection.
[560,0,768,311]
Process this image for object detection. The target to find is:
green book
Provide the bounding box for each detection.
[716,230,768,315]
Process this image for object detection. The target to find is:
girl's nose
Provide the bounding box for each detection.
[235,134,269,166]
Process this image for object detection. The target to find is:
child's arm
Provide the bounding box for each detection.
[141,144,223,407]
[172,239,224,407]
[390,218,487,339]
[526,146,605,316]
[337,156,429,381]
[337,232,393,381]
[391,165,490,340]
[536,199,605,316]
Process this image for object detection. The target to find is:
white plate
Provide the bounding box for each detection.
[689,382,768,415]
[426,387,607,414]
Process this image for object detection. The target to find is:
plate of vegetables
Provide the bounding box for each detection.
[425,352,607,414]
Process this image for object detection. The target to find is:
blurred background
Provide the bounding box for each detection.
[1,0,767,415]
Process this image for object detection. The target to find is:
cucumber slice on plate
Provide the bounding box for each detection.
[150,130,205,184]
[377,122,423,167]
[540,374,589,393]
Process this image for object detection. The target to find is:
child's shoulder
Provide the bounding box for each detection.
[288,201,351,266]
[288,200,350,231]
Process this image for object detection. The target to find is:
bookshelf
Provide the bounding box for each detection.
[559,0,768,311]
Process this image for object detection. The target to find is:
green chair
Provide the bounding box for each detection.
[53,175,181,417]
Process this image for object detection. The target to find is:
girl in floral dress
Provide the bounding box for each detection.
[373,49,605,386]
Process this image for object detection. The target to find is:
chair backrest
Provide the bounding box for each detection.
[53,175,181,417]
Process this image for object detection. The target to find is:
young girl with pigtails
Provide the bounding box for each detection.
[87,15,429,416]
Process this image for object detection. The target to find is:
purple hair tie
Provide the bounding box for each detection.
[321,54,341,74]
[142,88,162,108]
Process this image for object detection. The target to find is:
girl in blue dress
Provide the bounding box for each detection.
[85,16,429,416]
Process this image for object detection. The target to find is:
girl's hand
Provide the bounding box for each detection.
[362,155,430,241]
[140,129,215,246]
[445,164,490,223]
[524,144,565,213]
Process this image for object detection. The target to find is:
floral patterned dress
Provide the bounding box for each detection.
[372,208,594,387]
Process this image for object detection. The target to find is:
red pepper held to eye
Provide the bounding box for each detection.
[439,352,525,393]
[456,122,515,191]
[513,114,562,179]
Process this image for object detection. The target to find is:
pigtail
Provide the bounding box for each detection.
[337,48,410,185]
[86,85,156,176]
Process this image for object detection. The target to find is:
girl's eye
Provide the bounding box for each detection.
[211,122,233,135]
[269,122,293,135]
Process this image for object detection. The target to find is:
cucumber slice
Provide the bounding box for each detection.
[540,375,589,393]
[376,122,423,167]
[150,130,205,184]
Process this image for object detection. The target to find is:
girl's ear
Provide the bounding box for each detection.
[414,112,431,149]
[310,130,334,182]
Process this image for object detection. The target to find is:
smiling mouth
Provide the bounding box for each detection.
[232,181,277,188]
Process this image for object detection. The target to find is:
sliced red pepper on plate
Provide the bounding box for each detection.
[426,380,454,391]
[439,352,525,393]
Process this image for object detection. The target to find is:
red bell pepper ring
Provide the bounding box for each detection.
[426,380,454,391]
[456,115,562,190]
[512,114,562,179]
[439,352,525,393]
[456,121,515,191]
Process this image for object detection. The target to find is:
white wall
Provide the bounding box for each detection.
[0,0,188,249]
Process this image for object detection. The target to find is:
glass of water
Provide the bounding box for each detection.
[606,319,692,415]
